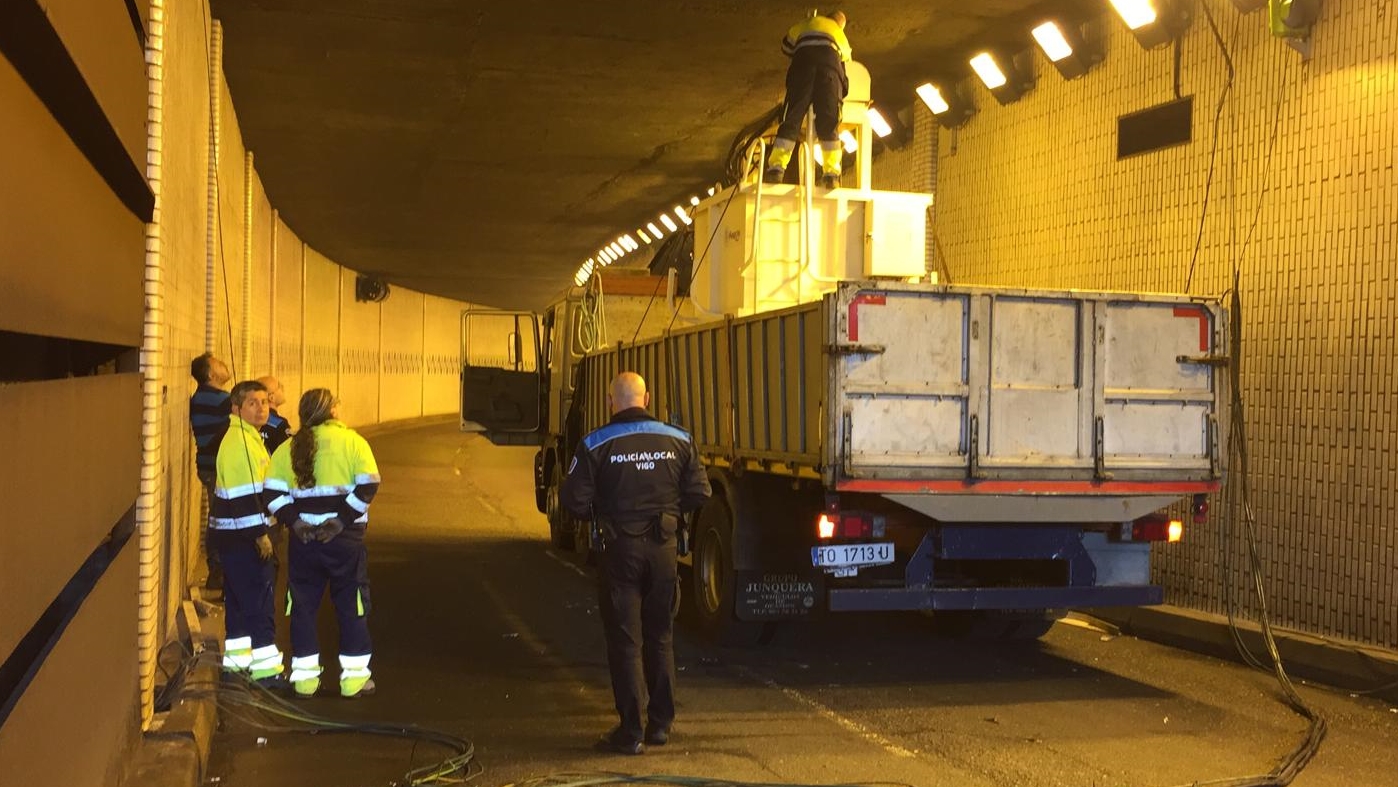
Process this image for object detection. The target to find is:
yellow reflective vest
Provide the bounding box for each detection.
[265,420,381,527]
[781,15,852,62]
[212,415,271,532]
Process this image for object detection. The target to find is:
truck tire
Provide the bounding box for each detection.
[928,610,1060,641]
[546,460,573,550]
[689,497,773,646]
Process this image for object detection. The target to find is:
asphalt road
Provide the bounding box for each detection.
[207,423,1398,787]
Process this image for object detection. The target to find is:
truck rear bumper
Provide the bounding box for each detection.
[828,584,1163,612]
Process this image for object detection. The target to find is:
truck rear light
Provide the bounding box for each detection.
[1132,515,1184,542]
[1192,494,1209,524]
[840,514,872,538]
[817,514,836,540]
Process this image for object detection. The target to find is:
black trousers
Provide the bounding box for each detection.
[211,530,276,649]
[775,47,846,144]
[288,526,372,659]
[598,532,678,742]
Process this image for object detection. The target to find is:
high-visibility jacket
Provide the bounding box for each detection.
[212,415,272,536]
[781,15,852,62]
[265,420,380,527]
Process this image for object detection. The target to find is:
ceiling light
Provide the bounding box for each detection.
[839,129,858,153]
[1109,0,1190,49]
[969,53,1007,89]
[867,108,893,138]
[622,234,638,250]
[689,195,700,206]
[1033,20,1103,79]
[707,186,716,196]
[916,82,950,114]
[660,214,678,232]
[647,221,664,238]
[674,206,692,226]
[638,228,652,244]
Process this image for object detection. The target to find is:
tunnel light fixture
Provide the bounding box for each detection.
[659,213,678,232]
[689,195,700,206]
[674,206,692,226]
[839,129,858,153]
[647,221,664,238]
[1032,20,1103,80]
[609,242,624,257]
[917,81,975,128]
[867,107,893,138]
[622,234,638,251]
[707,186,716,197]
[638,228,652,244]
[1109,0,1190,49]
[970,50,1034,105]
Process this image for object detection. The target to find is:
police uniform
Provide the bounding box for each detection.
[265,420,380,698]
[560,406,711,750]
[261,407,292,454]
[211,414,283,680]
[767,14,853,182]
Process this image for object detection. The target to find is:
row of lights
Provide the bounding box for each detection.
[917,0,1192,127]
[572,0,1194,286]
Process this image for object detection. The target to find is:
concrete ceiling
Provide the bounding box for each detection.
[212,0,1094,310]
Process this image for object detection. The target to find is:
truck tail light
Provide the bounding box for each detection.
[817,514,836,540]
[816,511,877,540]
[1133,515,1184,543]
[1192,494,1209,524]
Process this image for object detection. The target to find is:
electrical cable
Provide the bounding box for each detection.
[1183,0,1236,294]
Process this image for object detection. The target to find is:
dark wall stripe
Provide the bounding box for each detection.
[0,506,137,730]
[124,0,148,47]
[0,0,154,223]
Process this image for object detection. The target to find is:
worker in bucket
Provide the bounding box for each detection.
[561,372,712,755]
[764,10,852,188]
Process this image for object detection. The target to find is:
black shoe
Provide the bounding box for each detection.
[644,724,670,746]
[594,727,644,755]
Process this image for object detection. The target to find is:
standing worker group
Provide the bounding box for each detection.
[561,372,712,755]
[266,388,382,699]
[764,10,852,189]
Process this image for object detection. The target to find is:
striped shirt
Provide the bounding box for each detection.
[190,383,231,476]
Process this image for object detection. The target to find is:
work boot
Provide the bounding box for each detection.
[820,172,841,189]
[341,676,376,698]
[594,727,644,755]
[763,166,786,184]
[644,723,670,746]
[292,676,320,698]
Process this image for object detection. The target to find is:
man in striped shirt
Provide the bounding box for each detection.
[190,353,232,589]
[212,380,284,684]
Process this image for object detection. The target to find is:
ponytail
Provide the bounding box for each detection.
[292,388,336,488]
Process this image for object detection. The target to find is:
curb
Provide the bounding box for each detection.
[1089,604,1398,703]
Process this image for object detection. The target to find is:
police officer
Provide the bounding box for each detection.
[764,10,852,188]
[211,380,284,685]
[265,388,380,699]
[561,372,711,755]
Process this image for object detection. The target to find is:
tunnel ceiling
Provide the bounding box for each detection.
[211,0,1093,310]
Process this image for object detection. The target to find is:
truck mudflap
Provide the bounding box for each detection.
[734,569,826,622]
[827,584,1163,612]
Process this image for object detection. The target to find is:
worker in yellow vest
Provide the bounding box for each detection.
[265,389,381,698]
[765,10,852,188]
[211,380,284,685]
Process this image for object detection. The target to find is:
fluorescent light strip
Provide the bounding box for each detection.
[969,53,1007,89]
[916,83,950,114]
[868,108,893,138]
[660,214,678,232]
[1109,0,1158,29]
[1032,22,1074,61]
[839,129,858,153]
[647,221,664,238]
[674,206,691,226]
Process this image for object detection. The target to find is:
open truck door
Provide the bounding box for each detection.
[460,309,544,446]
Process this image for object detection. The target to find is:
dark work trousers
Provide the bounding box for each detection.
[598,532,679,742]
[774,46,846,144]
[199,471,221,575]
[288,526,372,659]
[211,531,276,649]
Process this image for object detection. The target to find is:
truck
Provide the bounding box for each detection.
[459,62,1228,643]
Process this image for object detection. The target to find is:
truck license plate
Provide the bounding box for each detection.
[811,542,894,569]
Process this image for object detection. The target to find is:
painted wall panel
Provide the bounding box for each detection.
[301,248,341,397]
[249,171,274,378]
[921,4,1398,648]
[0,57,143,346]
[42,0,148,170]
[0,543,139,787]
[273,223,304,430]
[0,375,140,666]
[380,289,425,423]
[424,294,464,415]
[339,270,382,427]
[214,73,246,372]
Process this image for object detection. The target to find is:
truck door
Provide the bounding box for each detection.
[460,309,544,445]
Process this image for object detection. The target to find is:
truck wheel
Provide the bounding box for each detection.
[929,610,1059,641]
[546,461,572,550]
[690,497,772,646]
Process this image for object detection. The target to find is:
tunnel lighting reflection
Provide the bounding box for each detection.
[916,82,950,115]
[1032,22,1074,61]
[867,108,893,138]
[659,214,678,232]
[969,53,1007,89]
[839,129,858,153]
